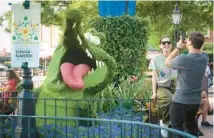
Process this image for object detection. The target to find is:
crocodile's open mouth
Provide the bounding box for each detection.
[60,48,105,90]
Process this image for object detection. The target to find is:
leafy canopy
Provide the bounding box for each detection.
[0,1,212,49]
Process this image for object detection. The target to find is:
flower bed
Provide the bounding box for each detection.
[38,107,152,137]
[0,107,152,138]
[39,122,159,138]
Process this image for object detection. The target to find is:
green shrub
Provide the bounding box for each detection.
[113,76,145,100]
[95,84,117,112]
[96,76,151,110]
[203,43,213,62]
[203,43,213,52]
[90,16,149,78]
[137,78,152,100]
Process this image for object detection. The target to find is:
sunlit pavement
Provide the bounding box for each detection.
[199,86,213,138]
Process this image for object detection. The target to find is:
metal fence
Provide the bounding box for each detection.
[0,115,197,138]
[0,94,197,138]
[0,97,153,122]
[32,76,45,88]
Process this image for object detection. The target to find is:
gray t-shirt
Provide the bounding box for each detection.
[171,53,208,104]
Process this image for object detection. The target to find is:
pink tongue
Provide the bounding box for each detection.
[60,63,91,90]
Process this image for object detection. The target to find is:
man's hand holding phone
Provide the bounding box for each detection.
[176,35,186,50]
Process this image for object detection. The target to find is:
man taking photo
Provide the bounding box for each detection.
[165,32,208,137]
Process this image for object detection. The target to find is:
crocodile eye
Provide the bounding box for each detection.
[91,36,100,45]
[84,32,100,45]
[84,32,93,41]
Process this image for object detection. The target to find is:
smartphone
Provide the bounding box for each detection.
[181,31,187,43]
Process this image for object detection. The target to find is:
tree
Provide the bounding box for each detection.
[38,1,98,31]
[136,1,213,48]
[0,16,3,26]
[1,0,212,48]
[0,11,12,32]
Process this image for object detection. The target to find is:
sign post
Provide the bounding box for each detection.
[11,3,41,68]
[11,2,41,138]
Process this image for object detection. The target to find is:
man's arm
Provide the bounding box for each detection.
[165,39,186,68]
[165,48,180,68]
[151,70,158,100]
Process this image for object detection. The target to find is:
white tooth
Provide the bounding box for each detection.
[99,61,102,67]
[72,22,76,28]
[86,49,90,57]
[89,53,92,58]
[57,80,60,85]
[96,60,99,67]
[99,61,103,67]
[87,52,90,57]
[101,61,105,66]
[91,68,94,73]
[77,35,82,45]
[86,49,92,58]
[88,50,92,58]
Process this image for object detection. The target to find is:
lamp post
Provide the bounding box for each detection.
[172,1,182,45]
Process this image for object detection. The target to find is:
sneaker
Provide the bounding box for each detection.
[208,110,213,115]
[198,129,204,136]
[160,120,168,137]
[201,121,213,127]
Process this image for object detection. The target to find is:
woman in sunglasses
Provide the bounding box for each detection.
[148,36,177,137]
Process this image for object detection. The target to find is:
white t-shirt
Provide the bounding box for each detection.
[148,54,177,79]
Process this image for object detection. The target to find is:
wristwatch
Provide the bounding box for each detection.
[176,47,182,51]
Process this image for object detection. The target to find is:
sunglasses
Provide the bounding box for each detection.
[161,41,171,45]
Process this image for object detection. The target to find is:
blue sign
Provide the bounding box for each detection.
[98,0,136,17]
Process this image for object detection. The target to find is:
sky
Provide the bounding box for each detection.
[0,0,26,53]
[0,0,12,52]
[0,0,15,16]
[0,0,57,56]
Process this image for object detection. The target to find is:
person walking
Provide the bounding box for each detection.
[165,32,208,137]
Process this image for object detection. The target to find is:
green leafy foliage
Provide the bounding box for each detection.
[0,16,3,26]
[91,16,149,77]
[113,76,145,100]
[203,43,213,52]
[69,1,98,31]
[96,76,152,110]
[136,78,152,100]
[203,43,213,62]
[0,11,12,33]
[39,1,67,27]
[95,83,117,112]
[1,1,212,47]
[137,1,213,49]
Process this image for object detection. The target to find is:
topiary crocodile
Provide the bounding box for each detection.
[35,9,116,126]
